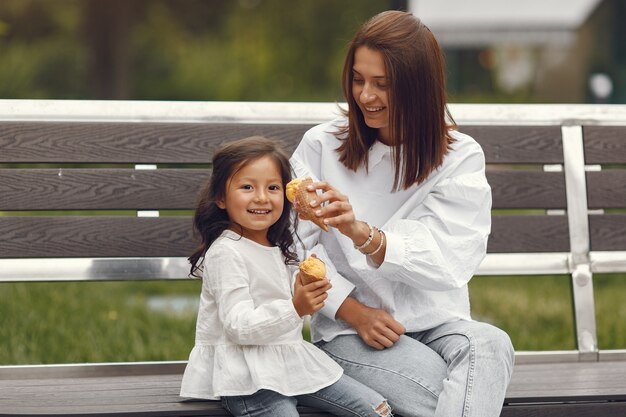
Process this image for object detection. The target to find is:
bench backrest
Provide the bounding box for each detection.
[1,100,625,362]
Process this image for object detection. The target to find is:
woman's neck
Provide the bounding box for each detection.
[377,126,393,145]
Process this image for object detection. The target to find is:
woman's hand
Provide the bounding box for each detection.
[336,297,406,350]
[292,274,332,317]
[297,181,366,241]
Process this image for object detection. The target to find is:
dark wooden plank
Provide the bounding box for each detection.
[3,360,626,416]
[0,122,566,164]
[0,215,571,258]
[488,170,566,209]
[0,169,209,210]
[500,402,626,417]
[0,374,329,416]
[583,126,626,164]
[586,171,626,209]
[461,126,564,164]
[0,217,197,258]
[589,214,626,251]
[489,215,570,253]
[1,169,567,211]
[0,122,312,163]
[505,361,626,403]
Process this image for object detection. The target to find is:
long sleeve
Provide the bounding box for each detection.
[291,131,356,320]
[206,245,302,345]
[376,146,491,291]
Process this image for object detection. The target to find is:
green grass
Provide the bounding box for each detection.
[1,274,625,365]
[469,274,626,351]
[0,280,200,364]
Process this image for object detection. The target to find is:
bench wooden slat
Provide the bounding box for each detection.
[0,122,311,163]
[489,215,570,253]
[488,171,566,209]
[0,169,209,210]
[589,214,626,251]
[0,215,569,258]
[0,122,565,165]
[462,126,564,164]
[3,360,626,417]
[0,169,566,211]
[504,361,626,403]
[586,171,626,209]
[0,374,325,416]
[0,217,197,258]
[501,402,626,417]
[583,126,626,164]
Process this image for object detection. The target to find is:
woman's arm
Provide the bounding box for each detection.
[309,143,491,291]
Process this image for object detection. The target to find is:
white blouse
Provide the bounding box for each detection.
[290,118,492,343]
[180,229,342,400]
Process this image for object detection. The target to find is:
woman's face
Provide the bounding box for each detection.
[352,46,391,144]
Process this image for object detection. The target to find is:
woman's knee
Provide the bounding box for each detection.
[488,325,515,375]
[431,322,514,370]
[481,324,514,363]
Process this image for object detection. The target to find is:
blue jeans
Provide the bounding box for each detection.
[221,373,392,417]
[317,320,514,417]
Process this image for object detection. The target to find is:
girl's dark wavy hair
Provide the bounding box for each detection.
[188,136,298,278]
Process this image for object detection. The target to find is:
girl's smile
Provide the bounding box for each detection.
[217,155,284,246]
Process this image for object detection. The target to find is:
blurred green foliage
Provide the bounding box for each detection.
[0,0,391,101]
[1,0,624,102]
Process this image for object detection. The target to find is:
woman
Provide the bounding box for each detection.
[290,10,514,417]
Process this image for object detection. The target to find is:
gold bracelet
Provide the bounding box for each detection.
[353,222,374,250]
[362,229,385,256]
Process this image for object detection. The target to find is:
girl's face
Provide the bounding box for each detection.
[352,46,391,145]
[217,155,284,246]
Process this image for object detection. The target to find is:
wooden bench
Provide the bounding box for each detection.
[1,100,625,416]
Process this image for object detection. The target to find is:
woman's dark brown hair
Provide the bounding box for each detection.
[188,136,298,278]
[337,10,456,191]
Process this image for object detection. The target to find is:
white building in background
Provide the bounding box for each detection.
[408,0,611,102]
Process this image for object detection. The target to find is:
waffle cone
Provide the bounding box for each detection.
[286,177,329,232]
[300,270,324,285]
[299,256,326,285]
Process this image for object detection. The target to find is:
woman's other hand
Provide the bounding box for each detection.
[292,274,331,317]
[336,297,406,350]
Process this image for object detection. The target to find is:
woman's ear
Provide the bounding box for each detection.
[216,199,226,209]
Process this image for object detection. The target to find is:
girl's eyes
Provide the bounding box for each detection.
[239,184,282,191]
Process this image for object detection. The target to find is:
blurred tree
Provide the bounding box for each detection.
[83,0,136,99]
[1,0,399,101]
[0,0,86,98]
[128,0,392,101]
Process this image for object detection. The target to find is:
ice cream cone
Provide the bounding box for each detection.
[286,177,329,232]
[299,256,326,285]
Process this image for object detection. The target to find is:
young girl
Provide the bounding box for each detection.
[180,136,391,417]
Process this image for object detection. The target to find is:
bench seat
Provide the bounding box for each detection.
[2,361,626,416]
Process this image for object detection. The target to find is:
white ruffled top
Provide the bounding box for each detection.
[180,230,342,400]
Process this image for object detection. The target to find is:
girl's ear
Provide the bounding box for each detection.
[216,198,226,209]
